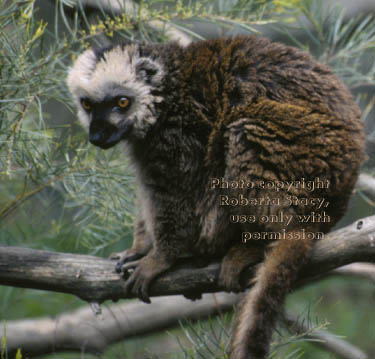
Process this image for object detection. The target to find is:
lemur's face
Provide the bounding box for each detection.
[67,45,165,149]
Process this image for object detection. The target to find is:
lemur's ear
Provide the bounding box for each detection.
[66,49,97,95]
[135,57,164,85]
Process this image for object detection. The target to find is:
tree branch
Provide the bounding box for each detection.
[68,0,192,46]
[0,216,375,303]
[2,262,375,358]
[283,312,368,359]
[0,293,238,357]
[357,174,375,195]
[332,262,375,281]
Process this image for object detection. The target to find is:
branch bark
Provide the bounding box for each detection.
[1,261,374,358]
[0,216,375,303]
[0,293,238,357]
[2,262,374,358]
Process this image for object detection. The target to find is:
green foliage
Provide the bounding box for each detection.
[0,0,135,254]
[15,349,22,359]
[68,0,286,43]
[281,0,375,85]
[1,327,22,359]
[171,310,331,359]
[1,329,6,359]
[174,315,231,358]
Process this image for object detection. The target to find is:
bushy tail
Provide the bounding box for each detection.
[229,234,315,359]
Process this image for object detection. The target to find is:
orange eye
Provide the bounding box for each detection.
[81,99,91,111]
[118,97,129,108]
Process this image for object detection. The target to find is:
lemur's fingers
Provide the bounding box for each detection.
[119,259,141,277]
[110,250,143,273]
[123,261,151,303]
[123,254,172,303]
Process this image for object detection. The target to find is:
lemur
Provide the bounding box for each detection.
[67,35,365,359]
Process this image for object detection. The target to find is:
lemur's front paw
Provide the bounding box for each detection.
[110,249,144,274]
[121,254,172,303]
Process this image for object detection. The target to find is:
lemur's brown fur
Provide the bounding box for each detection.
[68,35,365,359]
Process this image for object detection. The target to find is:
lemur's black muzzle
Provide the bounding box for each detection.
[89,108,132,149]
[89,120,122,149]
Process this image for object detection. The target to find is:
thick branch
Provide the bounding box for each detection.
[2,262,375,358]
[0,216,375,303]
[2,262,374,358]
[0,293,238,357]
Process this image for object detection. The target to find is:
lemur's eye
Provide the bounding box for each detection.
[81,99,92,111]
[118,97,129,108]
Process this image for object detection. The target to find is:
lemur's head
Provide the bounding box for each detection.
[67,44,165,149]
